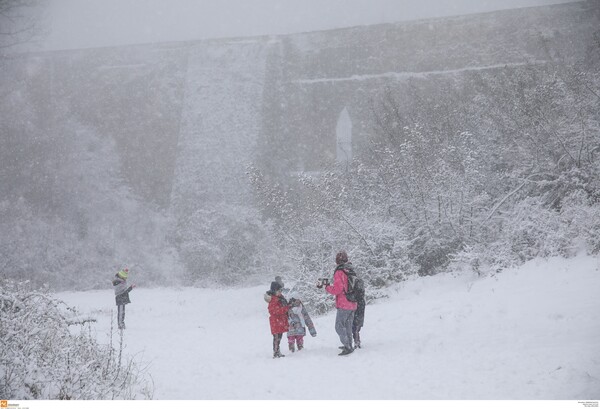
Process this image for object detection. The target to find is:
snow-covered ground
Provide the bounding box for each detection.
[56,255,600,400]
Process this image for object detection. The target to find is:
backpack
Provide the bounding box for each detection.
[341,266,363,303]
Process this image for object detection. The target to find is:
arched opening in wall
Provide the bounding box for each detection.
[336,107,352,167]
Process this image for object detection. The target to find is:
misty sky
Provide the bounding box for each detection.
[44,0,580,51]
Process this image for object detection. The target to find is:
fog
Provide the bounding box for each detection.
[44,0,579,50]
[1,0,599,400]
[1,0,597,290]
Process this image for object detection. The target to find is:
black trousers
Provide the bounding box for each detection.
[272,333,283,353]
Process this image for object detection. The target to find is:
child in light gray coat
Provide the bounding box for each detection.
[287,297,316,352]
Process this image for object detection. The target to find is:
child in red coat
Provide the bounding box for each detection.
[265,281,290,358]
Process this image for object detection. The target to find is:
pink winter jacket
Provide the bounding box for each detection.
[325,268,358,311]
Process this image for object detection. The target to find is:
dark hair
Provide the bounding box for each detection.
[336,251,348,265]
[270,281,283,292]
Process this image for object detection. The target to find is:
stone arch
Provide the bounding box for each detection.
[336,106,353,165]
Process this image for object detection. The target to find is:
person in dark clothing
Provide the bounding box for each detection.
[112,268,135,330]
[352,280,366,348]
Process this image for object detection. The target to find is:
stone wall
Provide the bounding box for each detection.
[263,0,599,173]
[2,0,597,212]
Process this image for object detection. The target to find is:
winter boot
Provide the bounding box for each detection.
[338,347,354,356]
[273,351,285,358]
[289,343,295,353]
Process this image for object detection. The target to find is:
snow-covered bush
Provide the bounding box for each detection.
[559,189,600,254]
[249,166,407,313]
[454,198,568,274]
[452,186,600,276]
[176,204,282,286]
[0,280,152,399]
[250,50,600,290]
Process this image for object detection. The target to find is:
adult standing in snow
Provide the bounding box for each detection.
[113,267,135,330]
[265,281,290,358]
[321,250,357,356]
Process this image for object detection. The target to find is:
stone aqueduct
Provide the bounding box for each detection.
[3,1,598,213]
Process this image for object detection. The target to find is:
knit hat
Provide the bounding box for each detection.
[270,281,283,292]
[118,268,129,279]
[335,251,348,265]
[275,276,284,286]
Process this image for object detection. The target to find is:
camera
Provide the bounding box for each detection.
[316,278,330,288]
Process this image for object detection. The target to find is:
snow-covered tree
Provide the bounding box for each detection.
[0,280,152,399]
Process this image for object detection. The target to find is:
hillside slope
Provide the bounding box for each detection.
[57,255,600,399]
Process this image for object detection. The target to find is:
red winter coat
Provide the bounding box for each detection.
[268,293,290,334]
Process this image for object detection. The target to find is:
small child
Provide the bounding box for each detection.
[287,297,317,352]
[265,281,290,358]
[112,267,135,330]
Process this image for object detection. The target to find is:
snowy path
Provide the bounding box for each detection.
[57,255,600,399]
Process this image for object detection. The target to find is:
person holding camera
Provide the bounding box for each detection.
[318,250,357,356]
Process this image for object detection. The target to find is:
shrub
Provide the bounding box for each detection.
[0,280,152,399]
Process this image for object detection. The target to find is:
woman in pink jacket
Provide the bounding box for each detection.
[322,250,357,356]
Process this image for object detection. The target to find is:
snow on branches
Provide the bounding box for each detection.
[0,280,152,399]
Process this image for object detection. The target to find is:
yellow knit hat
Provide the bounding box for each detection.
[118,268,129,279]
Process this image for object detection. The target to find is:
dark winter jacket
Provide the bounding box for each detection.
[287,300,317,338]
[267,292,290,334]
[113,275,133,306]
[353,286,366,328]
